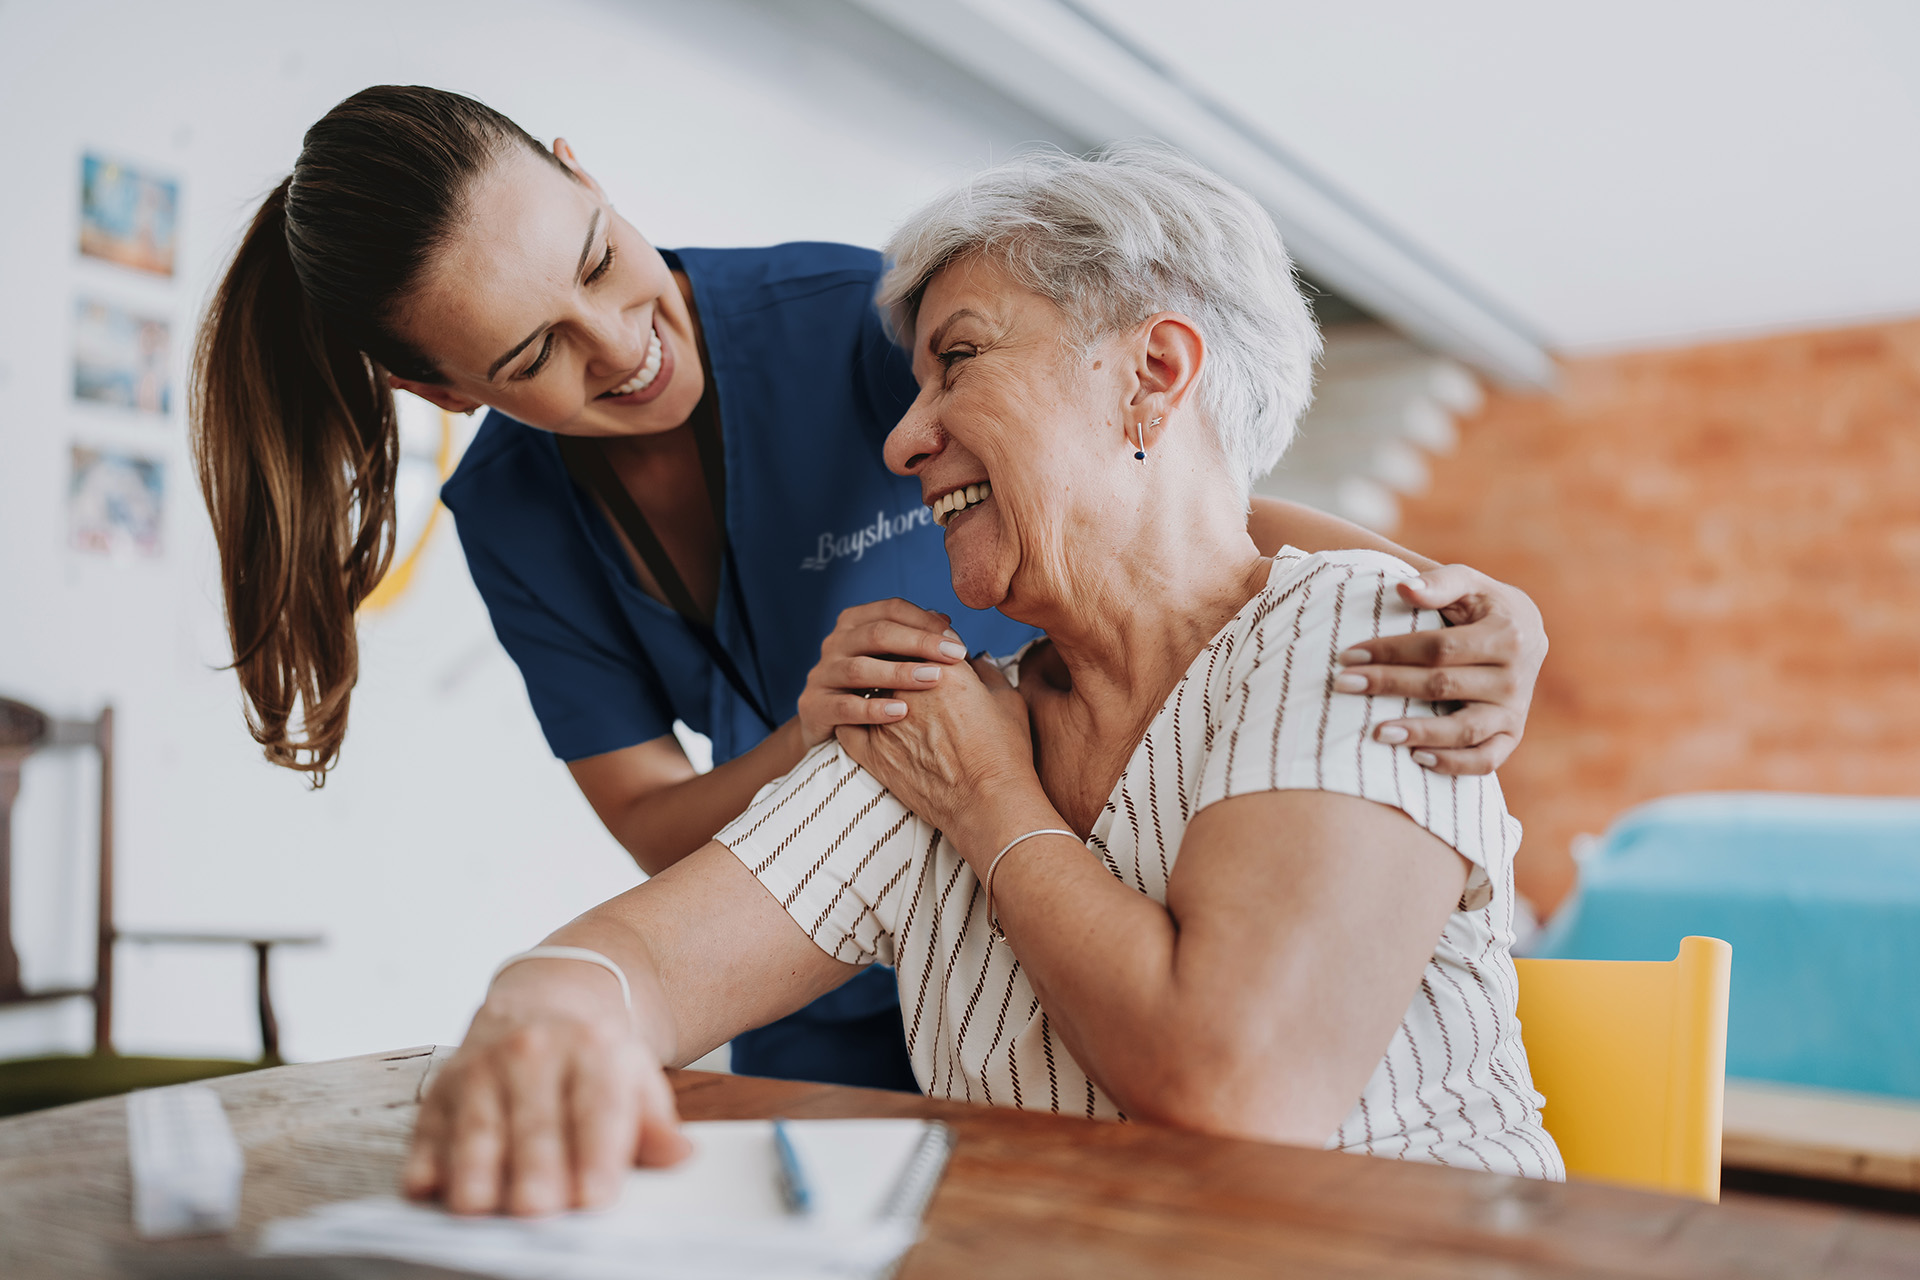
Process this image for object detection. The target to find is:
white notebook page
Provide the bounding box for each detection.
[258,1118,951,1280]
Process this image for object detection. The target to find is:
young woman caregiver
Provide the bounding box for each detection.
[191,86,1550,1093]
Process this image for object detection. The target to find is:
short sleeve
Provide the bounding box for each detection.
[715,743,933,966]
[1196,552,1517,911]
[452,518,675,761]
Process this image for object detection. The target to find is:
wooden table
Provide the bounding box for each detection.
[3,1048,1919,1279]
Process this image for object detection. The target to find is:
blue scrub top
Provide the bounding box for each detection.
[442,240,1038,770]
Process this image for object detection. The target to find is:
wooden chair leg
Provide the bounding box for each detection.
[254,942,279,1063]
[0,756,24,1003]
[94,707,115,1056]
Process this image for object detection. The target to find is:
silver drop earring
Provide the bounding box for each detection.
[1134,416,1162,461]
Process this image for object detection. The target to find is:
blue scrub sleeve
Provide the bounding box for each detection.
[455,526,676,762]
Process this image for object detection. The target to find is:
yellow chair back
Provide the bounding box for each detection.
[1513,935,1732,1201]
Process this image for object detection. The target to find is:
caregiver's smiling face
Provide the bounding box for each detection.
[885,254,1126,615]
[391,144,706,439]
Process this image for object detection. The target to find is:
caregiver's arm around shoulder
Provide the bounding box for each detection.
[568,597,971,875]
[1248,495,1547,776]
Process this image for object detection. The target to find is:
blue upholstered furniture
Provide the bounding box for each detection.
[1532,792,1920,1100]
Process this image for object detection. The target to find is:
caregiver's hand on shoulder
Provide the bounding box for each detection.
[796,599,972,748]
[1331,564,1547,776]
[403,965,690,1216]
[836,655,1035,839]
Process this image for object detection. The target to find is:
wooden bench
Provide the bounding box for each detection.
[1723,1078,1920,1192]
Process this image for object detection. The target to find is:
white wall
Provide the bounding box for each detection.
[1081,0,1920,351]
[0,0,1049,1063]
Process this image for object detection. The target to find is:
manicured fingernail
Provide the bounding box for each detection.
[1412,750,1438,768]
[1332,672,1367,693]
[943,627,960,640]
[913,666,940,682]
[1376,725,1408,745]
[938,641,966,659]
[883,701,907,716]
[1337,648,1370,666]
[1411,576,1429,591]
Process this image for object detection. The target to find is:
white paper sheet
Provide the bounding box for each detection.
[258,1119,949,1280]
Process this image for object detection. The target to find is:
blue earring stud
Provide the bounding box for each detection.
[1134,416,1162,461]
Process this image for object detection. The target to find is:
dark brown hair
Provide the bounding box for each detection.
[191,86,561,785]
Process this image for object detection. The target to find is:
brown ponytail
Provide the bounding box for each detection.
[190,86,562,785]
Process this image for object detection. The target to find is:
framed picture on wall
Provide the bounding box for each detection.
[69,445,164,557]
[73,297,171,414]
[79,153,178,277]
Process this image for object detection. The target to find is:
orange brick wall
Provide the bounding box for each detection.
[1395,318,1920,913]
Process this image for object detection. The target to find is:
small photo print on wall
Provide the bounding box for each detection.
[69,445,164,557]
[79,153,178,277]
[74,298,171,414]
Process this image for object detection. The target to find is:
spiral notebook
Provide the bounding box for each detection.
[259,1119,953,1280]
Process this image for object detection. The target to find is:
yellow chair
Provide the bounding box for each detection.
[1513,935,1732,1201]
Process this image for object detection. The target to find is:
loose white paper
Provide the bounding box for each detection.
[259,1118,950,1280]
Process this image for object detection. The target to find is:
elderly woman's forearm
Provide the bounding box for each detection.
[978,794,1427,1144]
[524,900,686,1065]
[543,840,870,1070]
[979,833,1288,1133]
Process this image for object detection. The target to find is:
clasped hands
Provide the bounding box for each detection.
[834,645,1037,850]
[799,563,1545,783]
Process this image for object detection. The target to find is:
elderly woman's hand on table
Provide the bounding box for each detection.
[403,959,690,1216]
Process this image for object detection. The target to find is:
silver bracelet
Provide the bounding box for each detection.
[984,829,1077,941]
[490,945,632,1010]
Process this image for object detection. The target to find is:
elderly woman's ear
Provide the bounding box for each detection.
[1126,312,1208,452]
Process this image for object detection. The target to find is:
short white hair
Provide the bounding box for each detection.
[878,143,1320,498]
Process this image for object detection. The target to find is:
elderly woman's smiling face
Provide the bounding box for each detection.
[886,254,1153,614]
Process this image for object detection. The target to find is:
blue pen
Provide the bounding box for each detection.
[771,1118,812,1215]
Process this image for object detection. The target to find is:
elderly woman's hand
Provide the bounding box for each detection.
[404,963,690,1216]
[835,654,1036,841]
[1331,564,1547,776]
[796,599,972,749]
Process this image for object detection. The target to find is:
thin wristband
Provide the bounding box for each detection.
[491,945,633,1010]
[984,828,1077,941]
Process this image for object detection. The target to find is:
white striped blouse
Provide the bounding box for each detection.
[716,548,1564,1179]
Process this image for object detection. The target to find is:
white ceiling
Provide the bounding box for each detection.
[1076,0,1920,351]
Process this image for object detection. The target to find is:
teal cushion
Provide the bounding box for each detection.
[1533,792,1920,1098]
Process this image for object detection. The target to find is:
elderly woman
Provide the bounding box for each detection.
[406,146,1563,1215]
